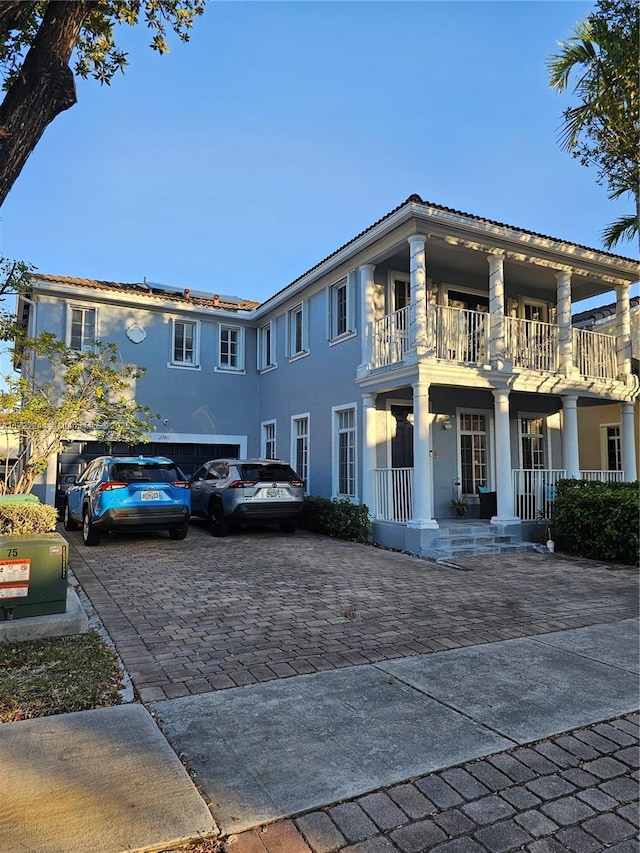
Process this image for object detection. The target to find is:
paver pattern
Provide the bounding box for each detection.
[65,524,639,853]
[64,523,638,703]
[227,713,639,853]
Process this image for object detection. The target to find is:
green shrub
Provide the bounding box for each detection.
[552,479,639,566]
[300,496,371,543]
[0,503,58,535]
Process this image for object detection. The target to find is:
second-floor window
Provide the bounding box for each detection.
[172,320,198,367]
[329,275,355,341]
[69,306,96,352]
[219,325,244,371]
[258,322,276,371]
[288,302,308,358]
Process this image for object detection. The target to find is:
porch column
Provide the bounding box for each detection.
[407,379,438,529]
[359,264,376,370]
[555,270,574,375]
[562,394,580,478]
[408,235,428,350]
[361,393,377,516]
[615,284,632,379]
[491,388,519,524]
[620,401,637,482]
[487,252,506,365]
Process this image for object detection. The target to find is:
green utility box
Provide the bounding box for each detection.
[0,533,68,620]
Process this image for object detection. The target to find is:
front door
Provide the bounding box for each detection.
[391,406,413,468]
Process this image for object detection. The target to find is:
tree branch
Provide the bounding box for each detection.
[0,1,93,206]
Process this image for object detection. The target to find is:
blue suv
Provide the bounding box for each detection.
[63,456,191,546]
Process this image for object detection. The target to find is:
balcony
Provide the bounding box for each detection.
[371,304,618,381]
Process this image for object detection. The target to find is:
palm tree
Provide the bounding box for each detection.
[548,2,639,250]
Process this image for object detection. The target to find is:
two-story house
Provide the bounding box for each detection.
[16,194,639,557]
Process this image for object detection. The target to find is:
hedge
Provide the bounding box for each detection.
[0,503,58,536]
[552,479,639,566]
[300,496,371,543]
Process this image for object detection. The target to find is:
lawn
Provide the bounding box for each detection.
[0,630,123,722]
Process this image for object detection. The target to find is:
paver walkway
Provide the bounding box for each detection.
[65,524,638,703]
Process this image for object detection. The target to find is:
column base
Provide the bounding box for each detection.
[490,516,522,527]
[407,519,440,530]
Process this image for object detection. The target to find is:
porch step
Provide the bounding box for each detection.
[424,522,536,561]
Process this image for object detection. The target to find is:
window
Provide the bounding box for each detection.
[219,325,244,371]
[329,274,355,341]
[291,415,309,492]
[333,405,357,498]
[458,412,489,496]
[601,425,621,470]
[69,306,96,352]
[172,320,199,367]
[388,271,410,313]
[258,322,276,371]
[262,421,276,459]
[288,302,308,358]
[519,417,545,469]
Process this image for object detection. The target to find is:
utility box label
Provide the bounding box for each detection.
[0,559,30,598]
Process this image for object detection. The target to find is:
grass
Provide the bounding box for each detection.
[0,629,123,722]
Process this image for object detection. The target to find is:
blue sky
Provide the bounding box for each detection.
[0,1,637,310]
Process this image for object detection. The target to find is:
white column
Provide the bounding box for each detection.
[616,284,632,379]
[407,380,438,529]
[491,388,519,524]
[361,393,377,516]
[359,263,376,370]
[562,395,580,478]
[620,401,637,482]
[409,235,428,350]
[487,253,506,365]
[555,270,574,375]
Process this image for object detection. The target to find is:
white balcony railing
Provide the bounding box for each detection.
[579,470,625,482]
[506,317,558,373]
[369,306,621,381]
[372,306,410,368]
[573,328,617,380]
[434,305,487,364]
[373,467,413,521]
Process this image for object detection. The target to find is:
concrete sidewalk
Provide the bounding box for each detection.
[1,618,637,853]
[151,618,640,835]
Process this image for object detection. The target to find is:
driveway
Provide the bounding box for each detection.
[63,522,638,704]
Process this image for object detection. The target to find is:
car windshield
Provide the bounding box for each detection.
[240,464,299,482]
[111,463,184,483]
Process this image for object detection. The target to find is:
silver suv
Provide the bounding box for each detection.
[189,458,304,536]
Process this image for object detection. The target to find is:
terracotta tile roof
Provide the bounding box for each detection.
[261,194,639,307]
[31,273,261,312]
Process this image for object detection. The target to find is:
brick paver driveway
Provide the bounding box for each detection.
[64,521,638,704]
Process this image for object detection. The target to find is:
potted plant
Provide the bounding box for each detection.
[451,496,468,517]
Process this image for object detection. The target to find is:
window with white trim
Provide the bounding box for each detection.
[458,412,489,496]
[291,415,309,492]
[333,405,357,498]
[329,275,355,341]
[69,306,96,352]
[258,322,276,371]
[601,424,621,470]
[288,302,308,358]
[262,421,276,459]
[171,319,199,367]
[519,417,545,469]
[219,324,244,371]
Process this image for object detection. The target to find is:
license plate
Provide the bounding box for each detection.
[266,488,283,498]
[140,490,160,501]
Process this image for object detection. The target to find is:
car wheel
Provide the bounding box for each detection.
[209,503,228,537]
[169,520,189,541]
[63,501,78,531]
[279,522,298,534]
[82,509,100,546]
